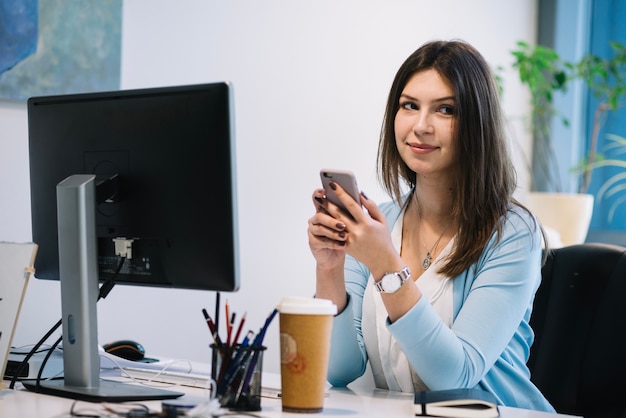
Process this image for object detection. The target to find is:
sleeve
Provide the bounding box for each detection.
[326,254,371,387]
[388,208,543,389]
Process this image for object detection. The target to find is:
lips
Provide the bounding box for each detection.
[408,141,438,153]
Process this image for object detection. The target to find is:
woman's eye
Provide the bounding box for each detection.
[400,101,418,111]
[439,105,455,115]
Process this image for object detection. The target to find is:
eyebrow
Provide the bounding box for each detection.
[399,94,456,103]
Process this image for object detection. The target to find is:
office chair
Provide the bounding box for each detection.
[528,243,626,418]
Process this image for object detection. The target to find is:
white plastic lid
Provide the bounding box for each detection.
[278,296,337,315]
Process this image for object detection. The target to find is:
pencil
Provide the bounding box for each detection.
[233,312,247,345]
[225,300,233,346]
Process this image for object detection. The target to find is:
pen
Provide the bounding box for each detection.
[253,307,278,347]
[239,308,278,397]
[219,330,254,385]
[202,308,223,347]
[217,331,255,396]
[227,312,236,346]
[215,292,221,341]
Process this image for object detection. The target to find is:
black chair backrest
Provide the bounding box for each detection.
[528,243,626,418]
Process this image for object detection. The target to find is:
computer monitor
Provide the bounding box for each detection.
[26,82,239,401]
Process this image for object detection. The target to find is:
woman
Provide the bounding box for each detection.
[307,40,554,412]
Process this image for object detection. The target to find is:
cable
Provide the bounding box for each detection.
[9,256,126,390]
[98,255,125,301]
[35,335,62,386]
[8,317,62,389]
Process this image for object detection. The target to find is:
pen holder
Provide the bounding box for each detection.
[211,344,266,411]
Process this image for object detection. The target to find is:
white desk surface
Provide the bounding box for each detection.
[1,374,579,418]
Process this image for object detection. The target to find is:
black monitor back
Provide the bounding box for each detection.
[28,82,239,292]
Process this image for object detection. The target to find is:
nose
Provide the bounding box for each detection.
[413,111,433,136]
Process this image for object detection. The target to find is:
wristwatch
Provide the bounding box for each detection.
[373,266,411,293]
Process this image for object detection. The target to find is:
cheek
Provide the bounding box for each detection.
[394,114,411,139]
[439,121,456,145]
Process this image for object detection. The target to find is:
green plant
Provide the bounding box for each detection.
[511,40,626,196]
[511,41,572,192]
[574,41,626,193]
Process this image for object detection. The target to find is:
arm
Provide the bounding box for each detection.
[308,186,371,386]
[389,208,542,389]
[326,255,370,386]
[325,199,406,387]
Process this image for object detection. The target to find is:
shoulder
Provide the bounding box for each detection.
[500,204,541,245]
[477,203,543,267]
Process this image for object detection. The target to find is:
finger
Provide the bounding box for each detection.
[309,213,347,235]
[312,189,329,214]
[326,181,364,221]
[312,188,326,203]
[309,214,347,241]
[309,232,347,250]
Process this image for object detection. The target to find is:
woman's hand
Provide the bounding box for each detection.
[309,182,418,319]
[308,188,349,270]
[308,187,352,310]
[312,182,403,280]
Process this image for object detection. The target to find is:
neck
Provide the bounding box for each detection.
[410,188,453,225]
[401,191,456,273]
[408,190,456,269]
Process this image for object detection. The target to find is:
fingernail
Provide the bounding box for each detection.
[315,197,324,205]
[338,241,346,246]
[361,191,369,200]
[339,232,346,238]
[336,223,346,230]
[329,181,337,191]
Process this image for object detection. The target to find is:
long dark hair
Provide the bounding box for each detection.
[377,40,538,276]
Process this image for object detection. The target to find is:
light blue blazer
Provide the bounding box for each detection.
[326,198,555,412]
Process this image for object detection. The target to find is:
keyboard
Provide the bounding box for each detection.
[121,366,282,398]
[122,367,213,388]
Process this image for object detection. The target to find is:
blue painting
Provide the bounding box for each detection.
[0,0,121,101]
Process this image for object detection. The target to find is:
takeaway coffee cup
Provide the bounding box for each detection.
[278,296,337,413]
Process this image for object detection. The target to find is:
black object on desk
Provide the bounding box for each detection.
[414,388,499,418]
[103,340,146,361]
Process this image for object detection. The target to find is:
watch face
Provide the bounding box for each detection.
[382,273,401,293]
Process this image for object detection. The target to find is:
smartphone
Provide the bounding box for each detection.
[320,169,361,212]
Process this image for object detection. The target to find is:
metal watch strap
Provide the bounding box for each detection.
[373,266,411,293]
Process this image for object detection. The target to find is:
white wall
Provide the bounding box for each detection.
[2,0,536,375]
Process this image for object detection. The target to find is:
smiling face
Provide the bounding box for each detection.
[394,69,457,183]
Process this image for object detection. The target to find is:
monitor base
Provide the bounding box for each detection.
[22,379,184,402]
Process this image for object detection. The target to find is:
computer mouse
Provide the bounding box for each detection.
[102,339,146,361]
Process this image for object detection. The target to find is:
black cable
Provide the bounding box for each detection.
[8,318,62,389]
[36,335,62,386]
[98,255,125,301]
[9,256,126,390]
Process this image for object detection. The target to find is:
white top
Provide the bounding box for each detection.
[362,209,454,392]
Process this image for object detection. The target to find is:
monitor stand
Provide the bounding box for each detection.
[23,175,182,402]
[22,379,183,403]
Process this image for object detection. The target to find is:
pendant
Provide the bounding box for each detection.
[422,252,432,270]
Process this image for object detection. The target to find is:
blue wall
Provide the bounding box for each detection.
[587,0,626,231]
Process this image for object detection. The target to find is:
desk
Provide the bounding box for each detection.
[1,375,579,418]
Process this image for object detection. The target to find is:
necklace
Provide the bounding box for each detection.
[420,218,453,270]
[411,192,454,270]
